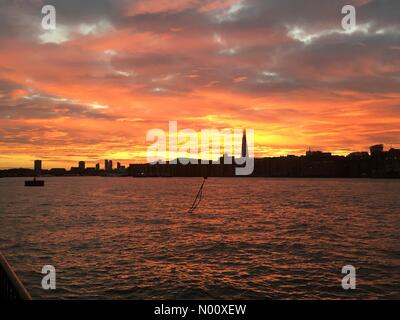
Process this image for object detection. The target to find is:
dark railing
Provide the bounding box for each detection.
[0,253,32,301]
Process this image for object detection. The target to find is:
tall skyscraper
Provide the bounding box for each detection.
[109,160,113,171]
[79,161,85,171]
[34,160,42,175]
[105,160,109,171]
[241,129,248,158]
[370,144,384,157]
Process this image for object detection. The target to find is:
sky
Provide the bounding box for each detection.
[0,0,399,169]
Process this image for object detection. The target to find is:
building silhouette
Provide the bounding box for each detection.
[305,149,332,160]
[370,144,384,157]
[104,159,114,173]
[127,144,400,179]
[34,160,42,175]
[79,161,85,171]
[1,144,399,179]
[241,129,248,158]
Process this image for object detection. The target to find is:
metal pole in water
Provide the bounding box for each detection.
[188,177,207,214]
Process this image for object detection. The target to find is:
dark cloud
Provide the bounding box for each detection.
[0,88,113,120]
[1,0,398,98]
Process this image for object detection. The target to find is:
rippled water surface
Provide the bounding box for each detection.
[0,177,399,299]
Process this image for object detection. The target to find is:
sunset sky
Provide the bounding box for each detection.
[0,0,399,169]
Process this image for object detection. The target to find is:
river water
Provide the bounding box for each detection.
[0,177,399,299]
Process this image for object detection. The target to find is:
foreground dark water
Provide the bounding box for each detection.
[0,177,399,299]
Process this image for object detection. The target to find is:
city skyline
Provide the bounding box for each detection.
[1,140,399,170]
[1,142,398,172]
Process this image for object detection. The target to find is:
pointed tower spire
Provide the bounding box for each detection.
[241,128,248,158]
